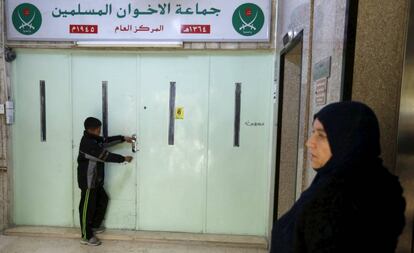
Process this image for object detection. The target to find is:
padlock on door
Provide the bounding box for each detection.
[131,134,138,153]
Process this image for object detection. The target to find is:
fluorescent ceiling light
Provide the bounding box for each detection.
[76,41,183,48]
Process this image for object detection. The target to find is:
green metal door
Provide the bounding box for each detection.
[12,50,73,226]
[206,53,273,235]
[138,54,209,232]
[11,50,274,236]
[71,53,138,229]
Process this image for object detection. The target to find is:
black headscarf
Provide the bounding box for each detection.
[315,101,381,176]
[271,101,385,253]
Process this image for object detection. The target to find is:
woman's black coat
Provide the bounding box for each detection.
[271,102,406,253]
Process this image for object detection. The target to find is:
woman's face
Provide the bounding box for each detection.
[306,119,332,169]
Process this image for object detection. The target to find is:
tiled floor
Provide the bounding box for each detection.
[0,235,268,253]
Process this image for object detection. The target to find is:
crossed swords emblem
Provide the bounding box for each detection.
[18,11,36,30]
[239,10,258,31]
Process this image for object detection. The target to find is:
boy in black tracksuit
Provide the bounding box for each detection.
[77,117,133,246]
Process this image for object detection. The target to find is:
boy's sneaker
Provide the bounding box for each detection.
[80,236,101,246]
[92,226,105,234]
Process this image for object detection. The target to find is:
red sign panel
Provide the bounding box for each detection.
[70,25,98,34]
[181,25,211,34]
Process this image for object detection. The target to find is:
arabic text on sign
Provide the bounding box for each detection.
[114,24,164,34]
[181,25,210,34]
[52,3,221,19]
[70,24,98,34]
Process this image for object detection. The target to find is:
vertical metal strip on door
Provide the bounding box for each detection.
[234,82,242,147]
[168,82,176,145]
[102,81,108,138]
[40,80,46,142]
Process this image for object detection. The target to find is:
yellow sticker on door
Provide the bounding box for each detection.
[176,107,184,120]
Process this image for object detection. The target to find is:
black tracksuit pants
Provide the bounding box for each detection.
[79,186,108,240]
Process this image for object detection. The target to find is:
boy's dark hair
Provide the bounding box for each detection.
[84,117,102,130]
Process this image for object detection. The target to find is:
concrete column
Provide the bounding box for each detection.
[352,0,409,171]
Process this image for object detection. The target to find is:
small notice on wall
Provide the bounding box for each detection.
[315,78,328,106]
[175,107,184,120]
[313,57,331,81]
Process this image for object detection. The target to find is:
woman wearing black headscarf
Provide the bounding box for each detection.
[270,101,406,253]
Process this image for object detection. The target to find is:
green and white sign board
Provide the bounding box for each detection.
[6,0,271,42]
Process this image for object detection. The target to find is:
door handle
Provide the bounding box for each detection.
[131,134,138,153]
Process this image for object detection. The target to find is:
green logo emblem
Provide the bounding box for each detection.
[12,3,42,35]
[232,3,265,36]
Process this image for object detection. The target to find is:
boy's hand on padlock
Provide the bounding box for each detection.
[124,136,134,143]
[124,156,133,163]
